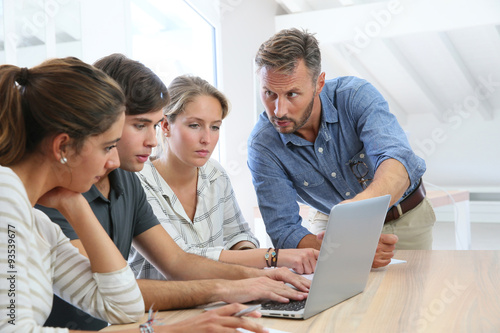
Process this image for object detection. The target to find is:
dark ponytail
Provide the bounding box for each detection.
[0,57,125,166]
[0,66,27,165]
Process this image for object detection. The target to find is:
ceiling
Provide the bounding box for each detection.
[274,0,500,125]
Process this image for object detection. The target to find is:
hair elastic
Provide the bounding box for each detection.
[17,67,29,86]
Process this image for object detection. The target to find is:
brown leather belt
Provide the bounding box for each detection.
[385,180,426,224]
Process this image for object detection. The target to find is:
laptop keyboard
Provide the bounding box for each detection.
[261,299,307,312]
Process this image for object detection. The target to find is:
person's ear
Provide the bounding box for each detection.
[315,72,326,95]
[162,115,171,137]
[51,133,71,164]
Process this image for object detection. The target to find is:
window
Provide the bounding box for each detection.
[130,0,218,158]
[130,0,216,86]
[0,0,82,67]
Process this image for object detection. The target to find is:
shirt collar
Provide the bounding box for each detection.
[139,159,169,197]
[83,169,123,203]
[319,91,339,124]
[198,160,223,191]
[139,159,222,200]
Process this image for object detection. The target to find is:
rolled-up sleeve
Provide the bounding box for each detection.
[347,81,426,193]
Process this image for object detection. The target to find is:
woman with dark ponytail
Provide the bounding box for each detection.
[0,57,146,332]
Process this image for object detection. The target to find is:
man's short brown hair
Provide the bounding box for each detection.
[255,28,321,80]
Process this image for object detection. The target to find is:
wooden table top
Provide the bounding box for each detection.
[102,250,500,332]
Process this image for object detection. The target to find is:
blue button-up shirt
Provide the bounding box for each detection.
[247,76,426,249]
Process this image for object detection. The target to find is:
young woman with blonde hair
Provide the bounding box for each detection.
[129,75,319,281]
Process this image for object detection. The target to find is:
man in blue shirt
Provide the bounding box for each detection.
[248,29,435,268]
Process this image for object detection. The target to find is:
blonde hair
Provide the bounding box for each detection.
[165,75,229,122]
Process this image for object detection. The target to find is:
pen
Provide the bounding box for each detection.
[232,304,261,317]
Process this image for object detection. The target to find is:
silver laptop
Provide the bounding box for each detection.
[260,195,391,320]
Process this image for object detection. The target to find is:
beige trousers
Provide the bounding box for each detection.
[307,197,436,250]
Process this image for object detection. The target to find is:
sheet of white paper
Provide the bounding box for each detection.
[238,329,290,333]
[389,258,407,265]
[203,302,229,311]
[301,273,314,280]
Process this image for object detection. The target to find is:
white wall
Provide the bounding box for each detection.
[405,110,500,224]
[80,0,130,63]
[405,112,500,190]
[217,0,281,236]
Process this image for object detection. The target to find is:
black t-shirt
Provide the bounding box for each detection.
[37,168,159,330]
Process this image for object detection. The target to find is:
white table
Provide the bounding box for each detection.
[426,189,471,250]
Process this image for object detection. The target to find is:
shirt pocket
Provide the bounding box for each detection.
[289,170,325,189]
[345,149,375,184]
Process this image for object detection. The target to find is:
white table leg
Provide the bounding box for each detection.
[455,200,471,250]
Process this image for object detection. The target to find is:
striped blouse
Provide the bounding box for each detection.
[0,166,144,332]
[128,159,259,280]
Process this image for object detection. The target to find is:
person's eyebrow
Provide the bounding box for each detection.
[103,138,121,145]
[185,117,222,123]
[133,117,155,123]
[261,85,301,93]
